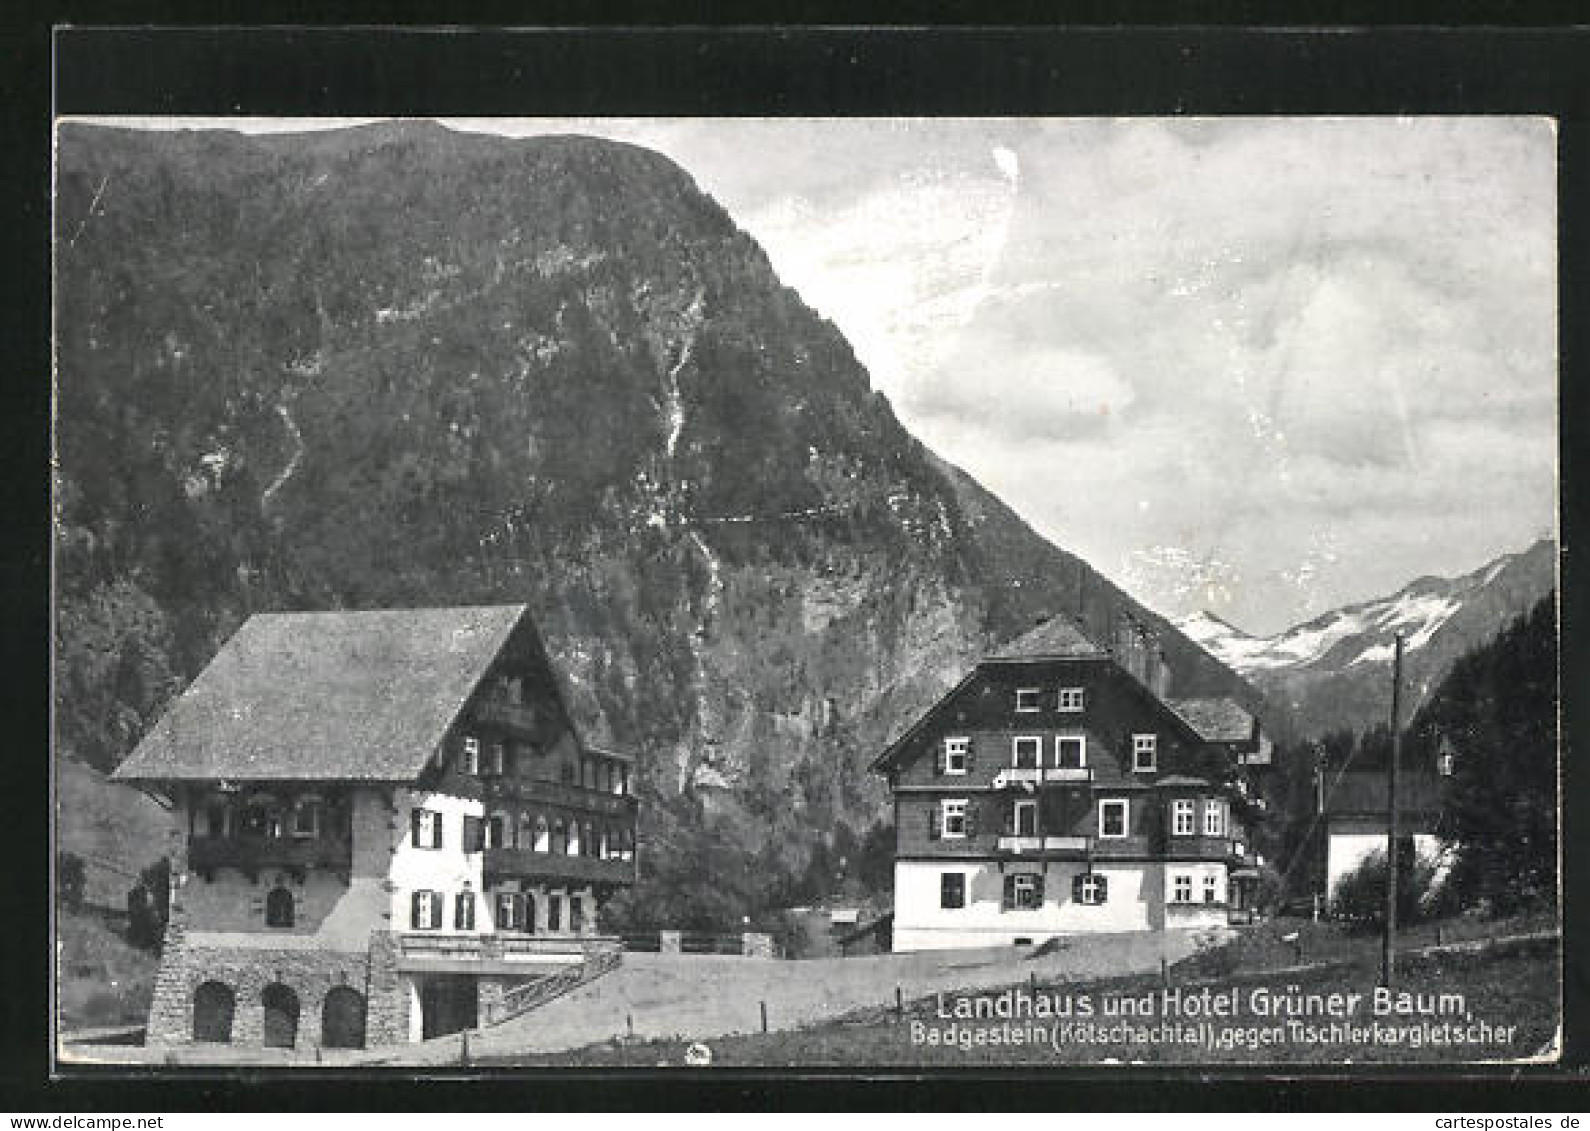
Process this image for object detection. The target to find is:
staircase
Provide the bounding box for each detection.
[489,946,624,1026]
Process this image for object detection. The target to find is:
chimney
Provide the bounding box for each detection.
[1151,645,1172,699]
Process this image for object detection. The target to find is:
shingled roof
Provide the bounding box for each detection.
[1325,771,1443,817]
[1166,697,1257,743]
[113,606,534,783]
[986,616,1107,662]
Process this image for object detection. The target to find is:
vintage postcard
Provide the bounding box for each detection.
[52,114,1560,1070]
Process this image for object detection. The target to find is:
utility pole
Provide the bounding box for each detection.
[1383,633,1404,989]
[1314,745,1326,922]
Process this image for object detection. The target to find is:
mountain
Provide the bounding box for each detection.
[1177,539,1556,740]
[53,121,1251,926]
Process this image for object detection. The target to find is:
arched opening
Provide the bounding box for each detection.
[265,885,295,928]
[192,981,235,1043]
[261,983,300,1049]
[320,986,366,1050]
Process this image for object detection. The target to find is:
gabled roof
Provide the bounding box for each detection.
[1324,772,1443,817]
[986,616,1107,662]
[1166,697,1257,744]
[112,606,532,783]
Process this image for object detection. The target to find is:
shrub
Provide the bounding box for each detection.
[1330,845,1441,932]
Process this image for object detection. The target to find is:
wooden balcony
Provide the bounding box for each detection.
[995,834,1091,857]
[1088,834,1153,860]
[1162,835,1238,862]
[187,834,352,872]
[473,698,540,735]
[483,845,636,886]
[992,766,1092,789]
[483,776,637,818]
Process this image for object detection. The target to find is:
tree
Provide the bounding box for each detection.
[1330,845,1442,932]
[1409,596,1557,914]
[126,858,171,950]
[58,852,86,912]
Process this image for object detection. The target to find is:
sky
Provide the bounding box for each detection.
[79,116,1558,635]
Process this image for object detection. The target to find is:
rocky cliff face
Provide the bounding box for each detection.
[54,121,1250,922]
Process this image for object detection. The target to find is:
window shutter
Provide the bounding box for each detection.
[1002,874,1015,911]
[928,805,941,840]
[1003,805,1015,836]
[410,809,422,848]
[935,743,946,776]
[1072,874,1085,902]
[1097,875,1109,903]
[965,802,978,839]
[430,891,444,926]
[1033,874,1046,904]
[965,740,976,774]
[432,813,444,850]
[410,891,423,929]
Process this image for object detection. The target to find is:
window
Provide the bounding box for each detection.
[1005,873,1043,910]
[495,891,528,932]
[503,675,523,705]
[583,822,597,858]
[483,743,505,776]
[487,813,508,849]
[570,897,584,934]
[1054,736,1086,769]
[1132,734,1157,773]
[943,737,969,775]
[462,815,485,853]
[517,813,535,850]
[1172,874,1193,904]
[1438,751,1455,777]
[290,800,319,838]
[1172,799,1196,836]
[941,799,968,839]
[1076,872,1109,905]
[1012,736,1042,768]
[265,886,295,928]
[410,890,444,930]
[411,808,443,850]
[455,890,476,930]
[1015,688,1041,713]
[553,819,568,854]
[1098,799,1129,838]
[940,872,966,909]
[1014,800,1038,837]
[1058,687,1085,712]
[1203,874,1220,904]
[460,736,480,775]
[547,895,563,932]
[534,816,550,853]
[1204,800,1225,837]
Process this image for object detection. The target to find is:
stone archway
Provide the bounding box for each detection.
[261,983,300,1049]
[320,985,366,1050]
[191,981,235,1043]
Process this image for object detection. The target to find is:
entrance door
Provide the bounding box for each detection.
[420,975,479,1040]
[321,986,367,1049]
[261,983,299,1049]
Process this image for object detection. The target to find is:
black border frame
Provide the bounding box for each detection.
[8,14,1588,1111]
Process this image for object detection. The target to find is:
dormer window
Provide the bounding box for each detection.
[1058,687,1084,713]
[1098,799,1129,838]
[460,736,480,775]
[1015,688,1041,713]
[502,676,523,705]
[1132,734,1157,773]
[483,742,505,776]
